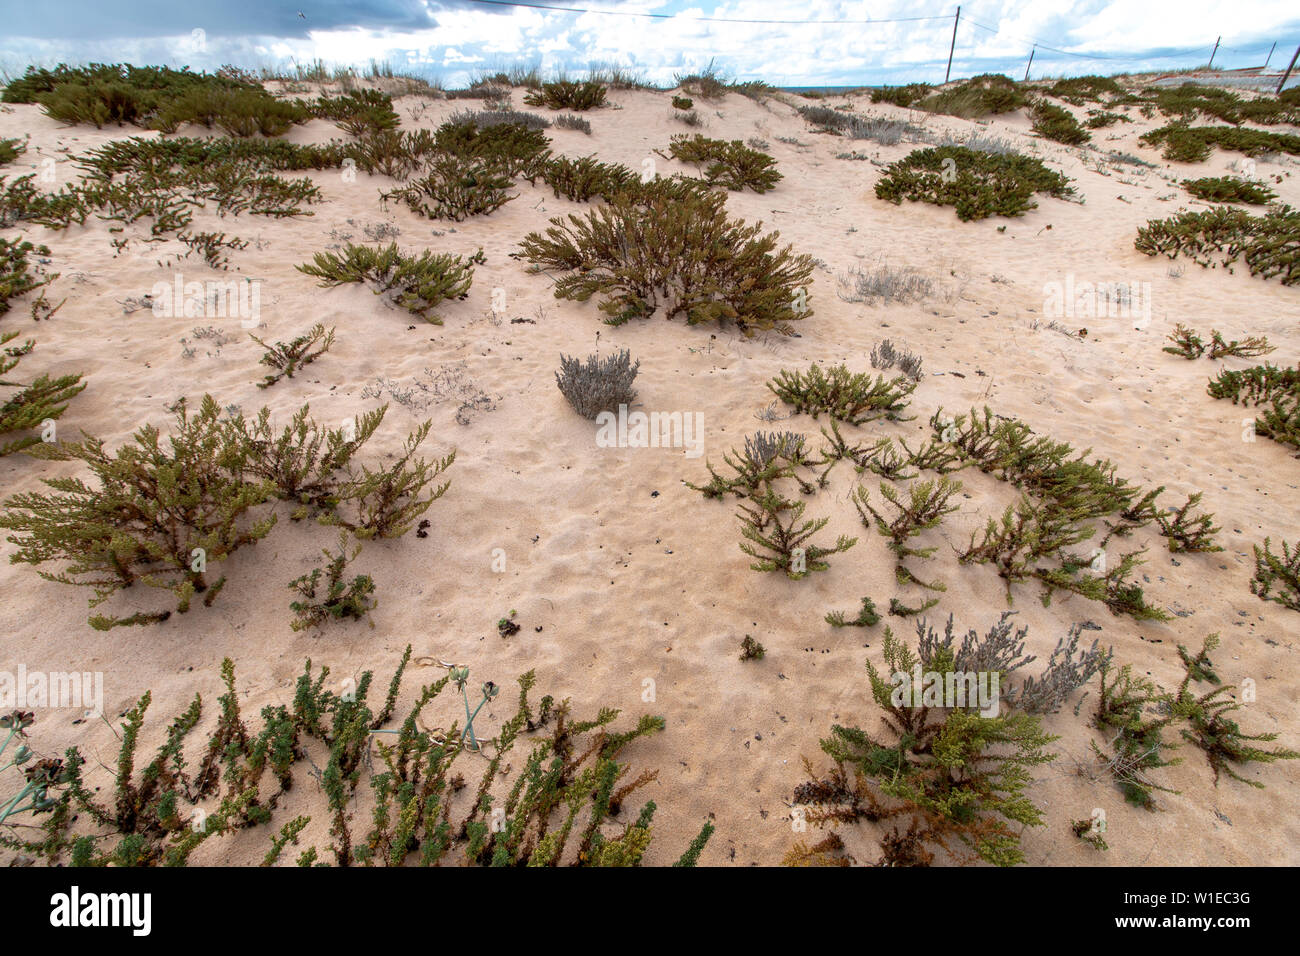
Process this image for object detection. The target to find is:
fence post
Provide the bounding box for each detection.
[1278,45,1300,94]
[945,6,960,84]
[1024,45,1036,81]
[1208,36,1220,69]
[1264,42,1276,69]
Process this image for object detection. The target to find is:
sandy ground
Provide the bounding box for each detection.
[1,80,1297,866]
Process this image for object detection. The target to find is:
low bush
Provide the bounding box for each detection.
[1183,176,1277,205]
[1029,100,1090,145]
[667,134,782,192]
[297,242,477,323]
[0,652,713,866]
[381,154,515,221]
[250,322,335,388]
[768,363,915,425]
[795,622,1057,866]
[1043,75,1123,105]
[523,80,608,111]
[555,349,640,420]
[309,88,399,137]
[870,83,933,108]
[342,128,439,178]
[516,183,814,335]
[1140,124,1300,163]
[289,531,376,630]
[1251,538,1300,611]
[1134,205,1299,286]
[875,145,1074,221]
[917,74,1028,118]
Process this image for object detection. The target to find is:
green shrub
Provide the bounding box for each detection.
[0,138,24,166]
[671,95,694,110]
[768,363,915,425]
[15,63,305,135]
[796,624,1057,866]
[1043,75,1123,105]
[736,486,856,579]
[1134,205,1299,286]
[250,322,335,388]
[523,80,608,111]
[1163,322,1205,358]
[917,74,1028,118]
[298,242,477,322]
[1,395,277,629]
[1140,124,1300,162]
[875,145,1074,221]
[667,134,782,192]
[309,89,399,136]
[1,653,713,867]
[342,128,437,178]
[289,532,377,630]
[1084,110,1131,128]
[1207,362,1299,404]
[1251,538,1300,611]
[1,395,449,626]
[1182,176,1277,204]
[1029,100,1090,145]
[155,87,309,137]
[870,83,932,108]
[517,183,814,335]
[539,155,638,202]
[432,116,551,179]
[381,154,514,221]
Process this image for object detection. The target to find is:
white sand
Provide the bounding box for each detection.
[1,83,1297,865]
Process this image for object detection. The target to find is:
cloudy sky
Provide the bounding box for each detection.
[2,1,1297,87]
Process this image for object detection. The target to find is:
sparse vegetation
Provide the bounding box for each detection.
[1183,176,1277,205]
[517,182,814,335]
[289,531,377,630]
[876,146,1074,221]
[1251,538,1300,611]
[0,652,713,866]
[767,363,915,425]
[250,323,335,388]
[1135,205,1299,286]
[523,80,608,111]
[555,349,640,420]
[666,134,782,193]
[298,242,477,323]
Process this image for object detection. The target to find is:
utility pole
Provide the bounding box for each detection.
[1278,45,1300,95]
[1208,36,1220,69]
[945,6,961,84]
[1024,45,1036,82]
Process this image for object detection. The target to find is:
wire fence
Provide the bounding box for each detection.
[459,0,1300,91]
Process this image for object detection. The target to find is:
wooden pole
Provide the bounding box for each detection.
[1264,42,1276,69]
[1278,45,1300,95]
[1024,45,1036,82]
[1208,36,1220,69]
[945,7,960,84]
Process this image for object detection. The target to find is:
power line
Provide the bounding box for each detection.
[458,0,952,25]
[964,16,1212,62]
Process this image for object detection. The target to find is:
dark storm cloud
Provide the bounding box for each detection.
[4,0,440,40]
